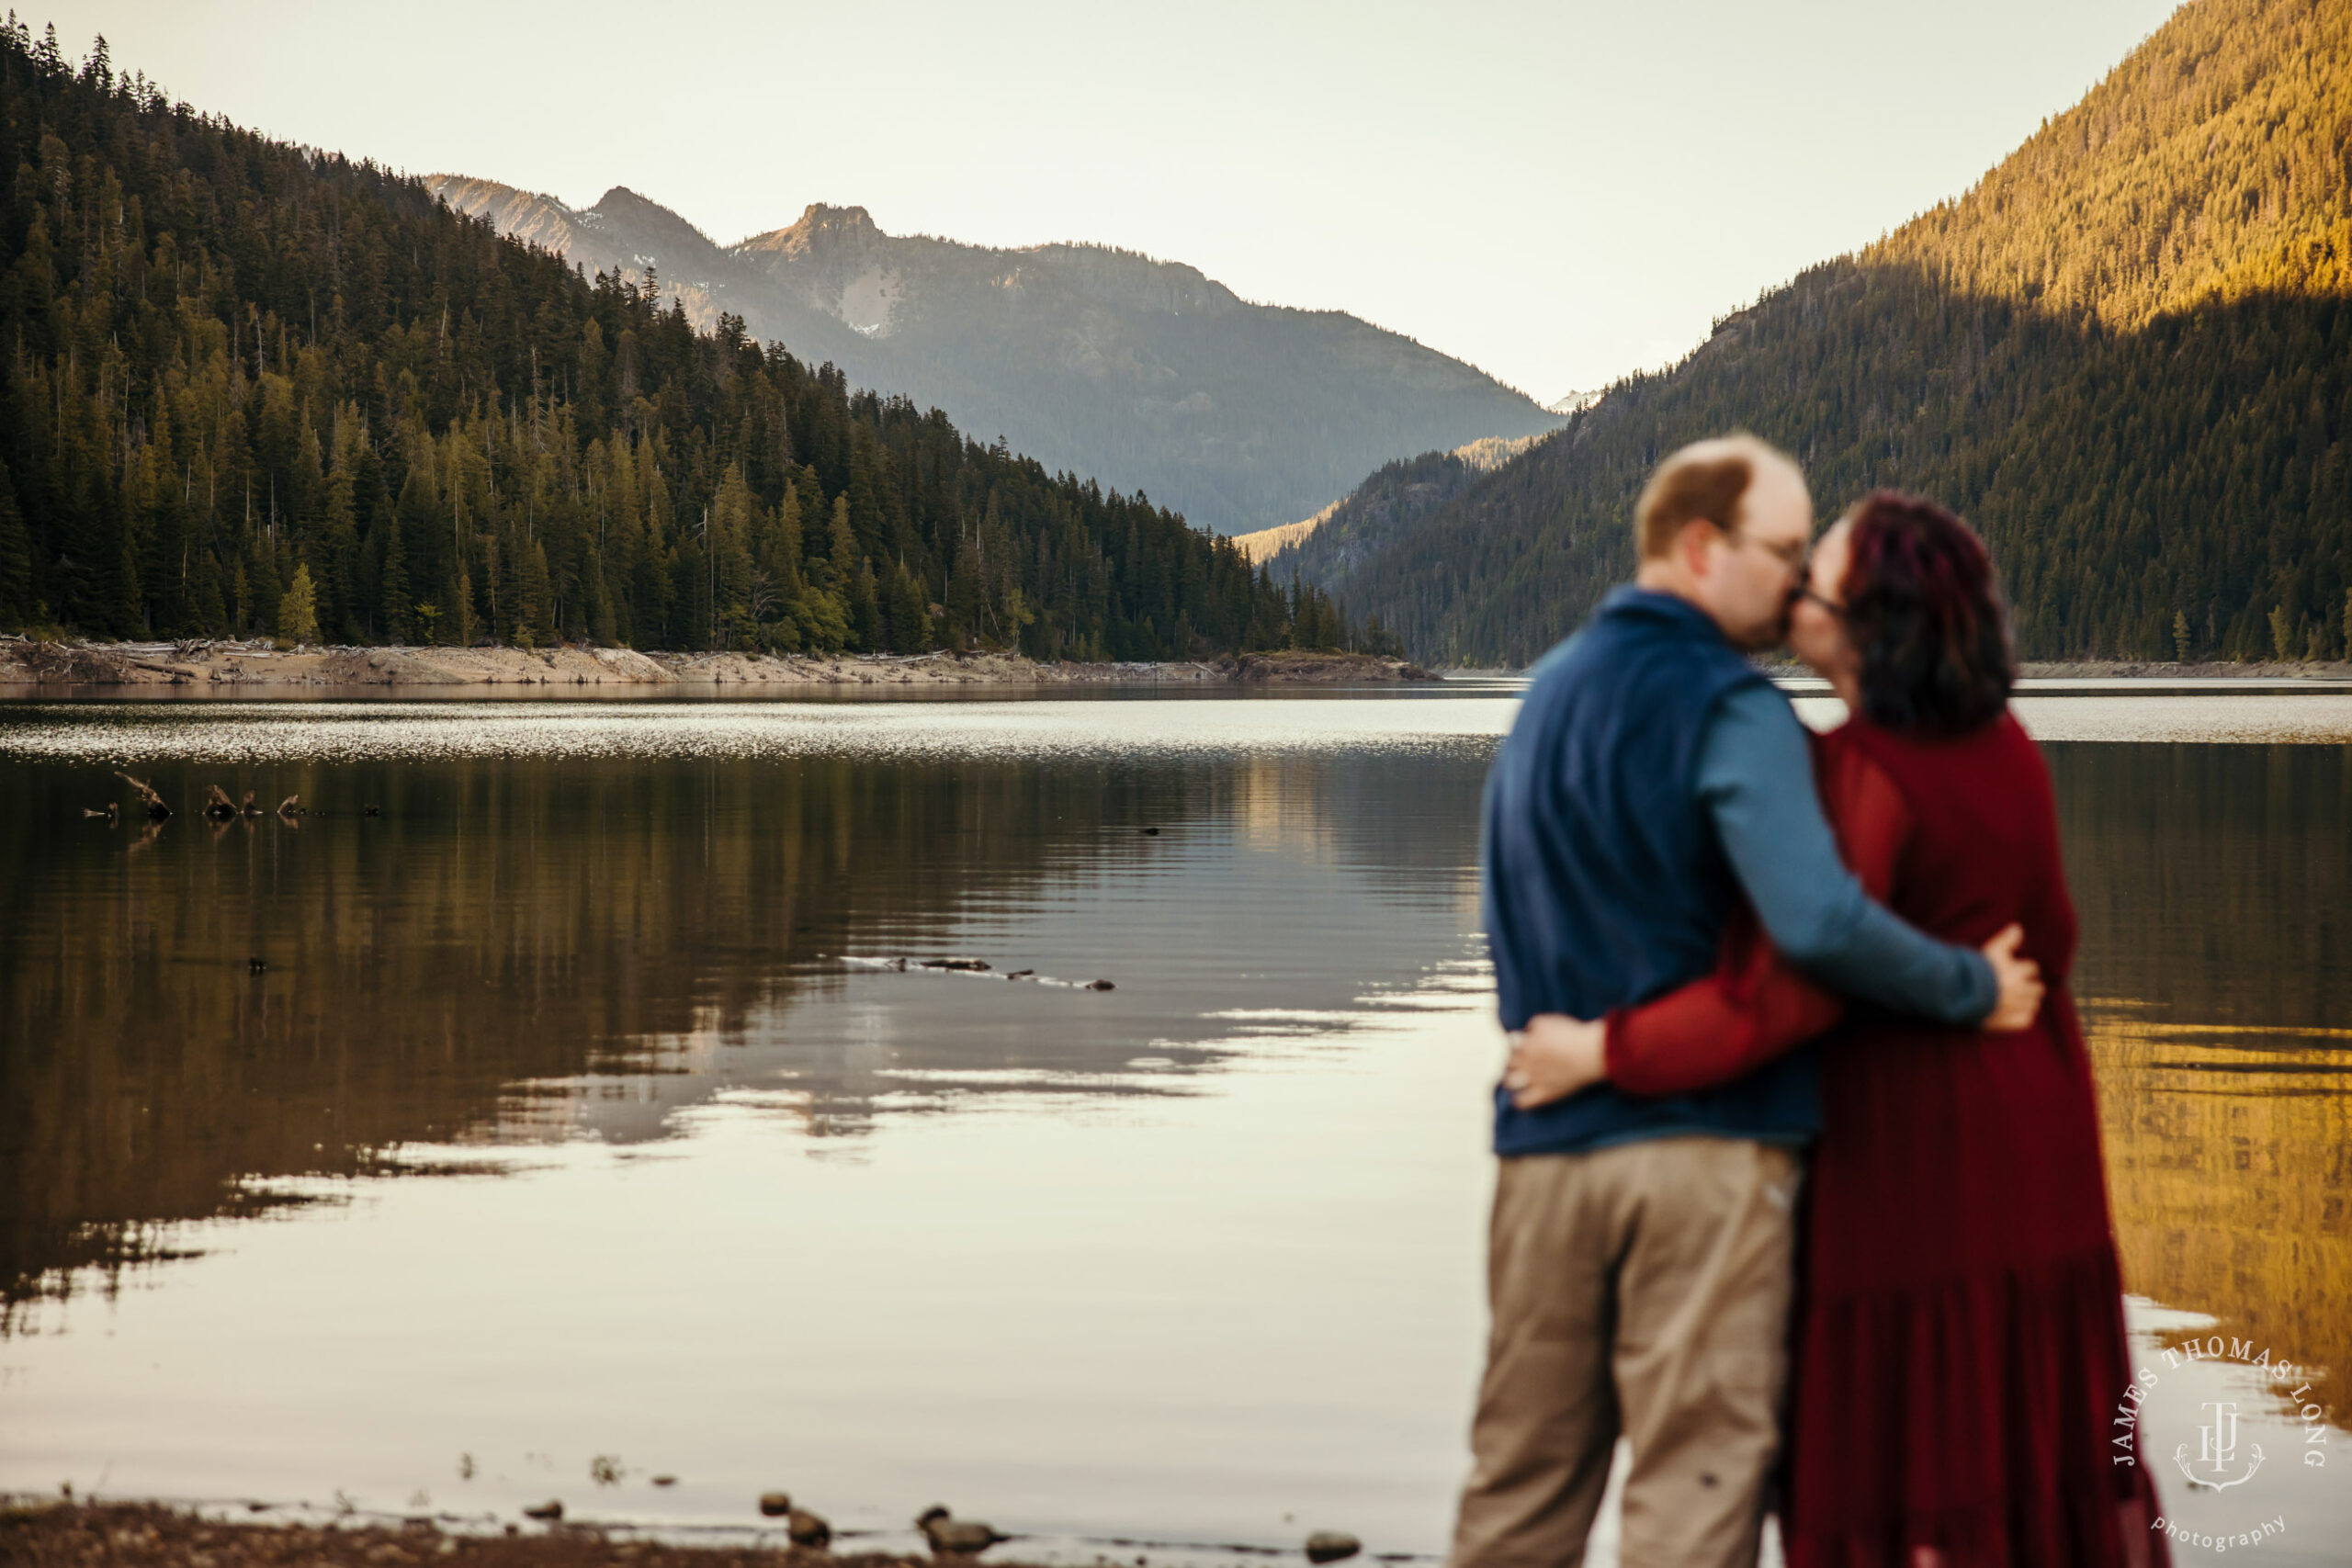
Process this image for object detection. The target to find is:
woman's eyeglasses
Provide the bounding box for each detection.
[1794,585,1847,617]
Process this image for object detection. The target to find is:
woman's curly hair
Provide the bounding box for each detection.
[1838,491,2016,737]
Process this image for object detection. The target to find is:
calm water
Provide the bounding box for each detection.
[1,688,2347,1563]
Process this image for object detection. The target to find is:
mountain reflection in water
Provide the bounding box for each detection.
[0,708,1496,1320]
[0,696,2346,1557]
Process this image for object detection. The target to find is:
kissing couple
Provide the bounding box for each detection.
[1450,436,2166,1567]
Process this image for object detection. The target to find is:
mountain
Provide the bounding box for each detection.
[428,177,1563,536]
[1272,0,2352,666]
[1233,432,1542,567]
[423,178,877,370]
[0,23,1359,659]
[427,176,741,296]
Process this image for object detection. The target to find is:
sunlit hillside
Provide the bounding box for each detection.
[1275,0,2352,666]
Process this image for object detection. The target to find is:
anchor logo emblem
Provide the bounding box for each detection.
[2175,1399,2267,1491]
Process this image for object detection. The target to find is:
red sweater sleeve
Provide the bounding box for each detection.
[1603,736,1913,1096]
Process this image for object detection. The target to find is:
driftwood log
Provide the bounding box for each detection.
[843,955,1114,991]
[115,771,171,820]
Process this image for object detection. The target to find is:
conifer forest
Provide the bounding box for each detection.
[0,22,1362,659]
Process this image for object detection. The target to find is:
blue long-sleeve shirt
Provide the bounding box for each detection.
[1697,682,1994,1024]
[1484,585,1990,1157]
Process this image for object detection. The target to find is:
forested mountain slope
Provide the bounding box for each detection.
[430,178,1563,536]
[1278,0,2352,665]
[0,24,1355,658]
[1234,433,1540,570]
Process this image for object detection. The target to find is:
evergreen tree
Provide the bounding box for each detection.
[883,558,932,651]
[0,461,29,622]
[946,527,987,648]
[379,508,409,644]
[2270,605,2296,661]
[519,539,553,648]
[189,547,225,633]
[247,539,282,638]
[278,563,321,647]
[318,448,360,641]
[850,557,882,649]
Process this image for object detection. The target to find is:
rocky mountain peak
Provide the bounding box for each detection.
[431,175,1559,534]
[799,202,878,234]
[737,202,883,262]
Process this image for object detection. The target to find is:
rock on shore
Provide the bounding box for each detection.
[0,637,1439,692]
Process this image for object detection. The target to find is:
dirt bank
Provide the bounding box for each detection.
[0,638,1437,693]
[0,1499,1001,1568]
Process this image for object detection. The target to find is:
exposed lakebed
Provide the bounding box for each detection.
[1,687,2346,1563]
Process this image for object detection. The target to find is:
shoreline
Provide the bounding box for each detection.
[0,1498,1357,1568]
[2016,658,2352,680]
[0,1498,1034,1568]
[4,638,2345,697]
[0,639,1437,694]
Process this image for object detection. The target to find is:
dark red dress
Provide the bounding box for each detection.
[1606,715,2167,1568]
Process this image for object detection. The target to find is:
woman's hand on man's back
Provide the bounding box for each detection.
[1504,1015,1610,1109]
[1979,923,2044,1031]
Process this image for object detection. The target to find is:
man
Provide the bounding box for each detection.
[1449,434,2041,1568]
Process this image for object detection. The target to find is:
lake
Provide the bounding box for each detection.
[1,686,2347,1564]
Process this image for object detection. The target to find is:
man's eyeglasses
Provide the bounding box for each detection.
[1720,525,1807,571]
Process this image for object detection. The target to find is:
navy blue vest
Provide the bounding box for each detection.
[1482,585,1820,1156]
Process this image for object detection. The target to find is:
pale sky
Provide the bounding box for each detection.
[42,1,2180,402]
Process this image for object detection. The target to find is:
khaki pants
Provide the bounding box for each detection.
[1447,1136,1801,1568]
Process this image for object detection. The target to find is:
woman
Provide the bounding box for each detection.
[1511,492,2165,1567]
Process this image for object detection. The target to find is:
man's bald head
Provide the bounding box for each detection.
[1632,434,1814,650]
[1634,434,1804,561]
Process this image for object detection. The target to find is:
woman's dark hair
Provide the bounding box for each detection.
[1838,491,2016,736]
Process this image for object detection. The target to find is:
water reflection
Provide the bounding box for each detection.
[2055,741,2352,1420]
[0,712,1492,1319]
[0,697,2345,1557]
